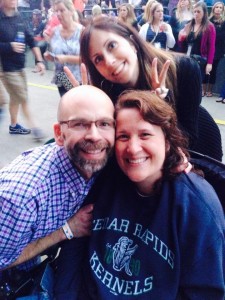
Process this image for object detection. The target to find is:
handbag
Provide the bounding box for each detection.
[190,54,207,68]
[55,71,73,91]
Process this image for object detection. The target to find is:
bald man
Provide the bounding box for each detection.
[0,85,115,273]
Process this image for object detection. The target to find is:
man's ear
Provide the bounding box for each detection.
[54,123,64,146]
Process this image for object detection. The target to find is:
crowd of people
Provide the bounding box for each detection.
[0,0,225,299]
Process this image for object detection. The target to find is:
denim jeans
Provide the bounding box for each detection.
[17,263,54,300]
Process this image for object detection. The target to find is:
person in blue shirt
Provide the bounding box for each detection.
[216,81,225,103]
[76,90,225,299]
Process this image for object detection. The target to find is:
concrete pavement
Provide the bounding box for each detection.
[0,67,225,168]
[0,68,59,168]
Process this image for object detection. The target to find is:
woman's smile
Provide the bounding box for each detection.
[89,29,139,87]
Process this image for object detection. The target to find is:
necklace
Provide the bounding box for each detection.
[152,23,160,33]
[136,188,152,198]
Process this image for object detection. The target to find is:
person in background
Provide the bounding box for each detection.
[216,80,225,104]
[138,0,171,27]
[168,0,178,15]
[92,4,105,19]
[169,0,193,51]
[77,90,225,299]
[0,85,115,297]
[43,0,51,14]
[44,0,83,97]
[105,0,116,9]
[178,1,216,87]
[17,0,31,29]
[0,61,7,122]
[115,0,120,11]
[0,0,45,139]
[73,0,87,13]
[43,0,61,40]
[117,3,140,31]
[139,1,175,49]
[32,9,48,72]
[68,16,222,160]
[30,0,44,10]
[202,1,225,97]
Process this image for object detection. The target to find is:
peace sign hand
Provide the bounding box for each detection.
[151,57,171,99]
[64,63,89,87]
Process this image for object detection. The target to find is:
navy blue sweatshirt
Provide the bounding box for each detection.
[79,164,225,299]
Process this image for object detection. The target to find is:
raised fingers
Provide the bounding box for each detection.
[80,63,88,85]
[158,59,171,87]
[63,66,80,87]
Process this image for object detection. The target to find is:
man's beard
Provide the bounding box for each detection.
[68,140,113,176]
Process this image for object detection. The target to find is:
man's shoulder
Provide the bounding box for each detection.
[0,143,62,182]
[0,144,73,206]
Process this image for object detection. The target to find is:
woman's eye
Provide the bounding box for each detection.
[141,132,152,138]
[94,56,102,65]
[108,41,117,50]
[116,134,128,141]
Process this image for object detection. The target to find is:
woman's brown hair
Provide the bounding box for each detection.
[80,16,177,105]
[115,90,190,179]
[185,1,210,36]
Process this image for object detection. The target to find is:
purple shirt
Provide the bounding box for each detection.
[0,143,96,269]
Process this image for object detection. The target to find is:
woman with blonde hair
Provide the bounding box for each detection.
[139,1,175,49]
[118,3,139,31]
[44,0,83,96]
[203,1,225,97]
[169,0,193,51]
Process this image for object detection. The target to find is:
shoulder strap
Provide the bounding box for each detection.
[150,24,159,44]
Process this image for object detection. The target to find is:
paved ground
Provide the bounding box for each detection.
[0,67,225,168]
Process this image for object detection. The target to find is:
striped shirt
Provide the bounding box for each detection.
[0,143,96,269]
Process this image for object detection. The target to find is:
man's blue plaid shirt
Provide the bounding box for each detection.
[0,143,96,269]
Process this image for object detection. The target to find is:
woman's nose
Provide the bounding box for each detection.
[126,138,142,154]
[105,53,116,67]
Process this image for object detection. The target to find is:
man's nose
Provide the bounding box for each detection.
[84,123,102,141]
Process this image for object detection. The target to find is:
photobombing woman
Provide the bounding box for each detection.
[78,16,222,160]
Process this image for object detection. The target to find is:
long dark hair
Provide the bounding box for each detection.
[80,16,177,104]
[115,90,190,180]
[186,1,210,35]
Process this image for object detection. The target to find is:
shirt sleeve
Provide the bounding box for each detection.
[176,175,225,299]
[165,24,175,49]
[0,176,37,269]
[139,24,148,41]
